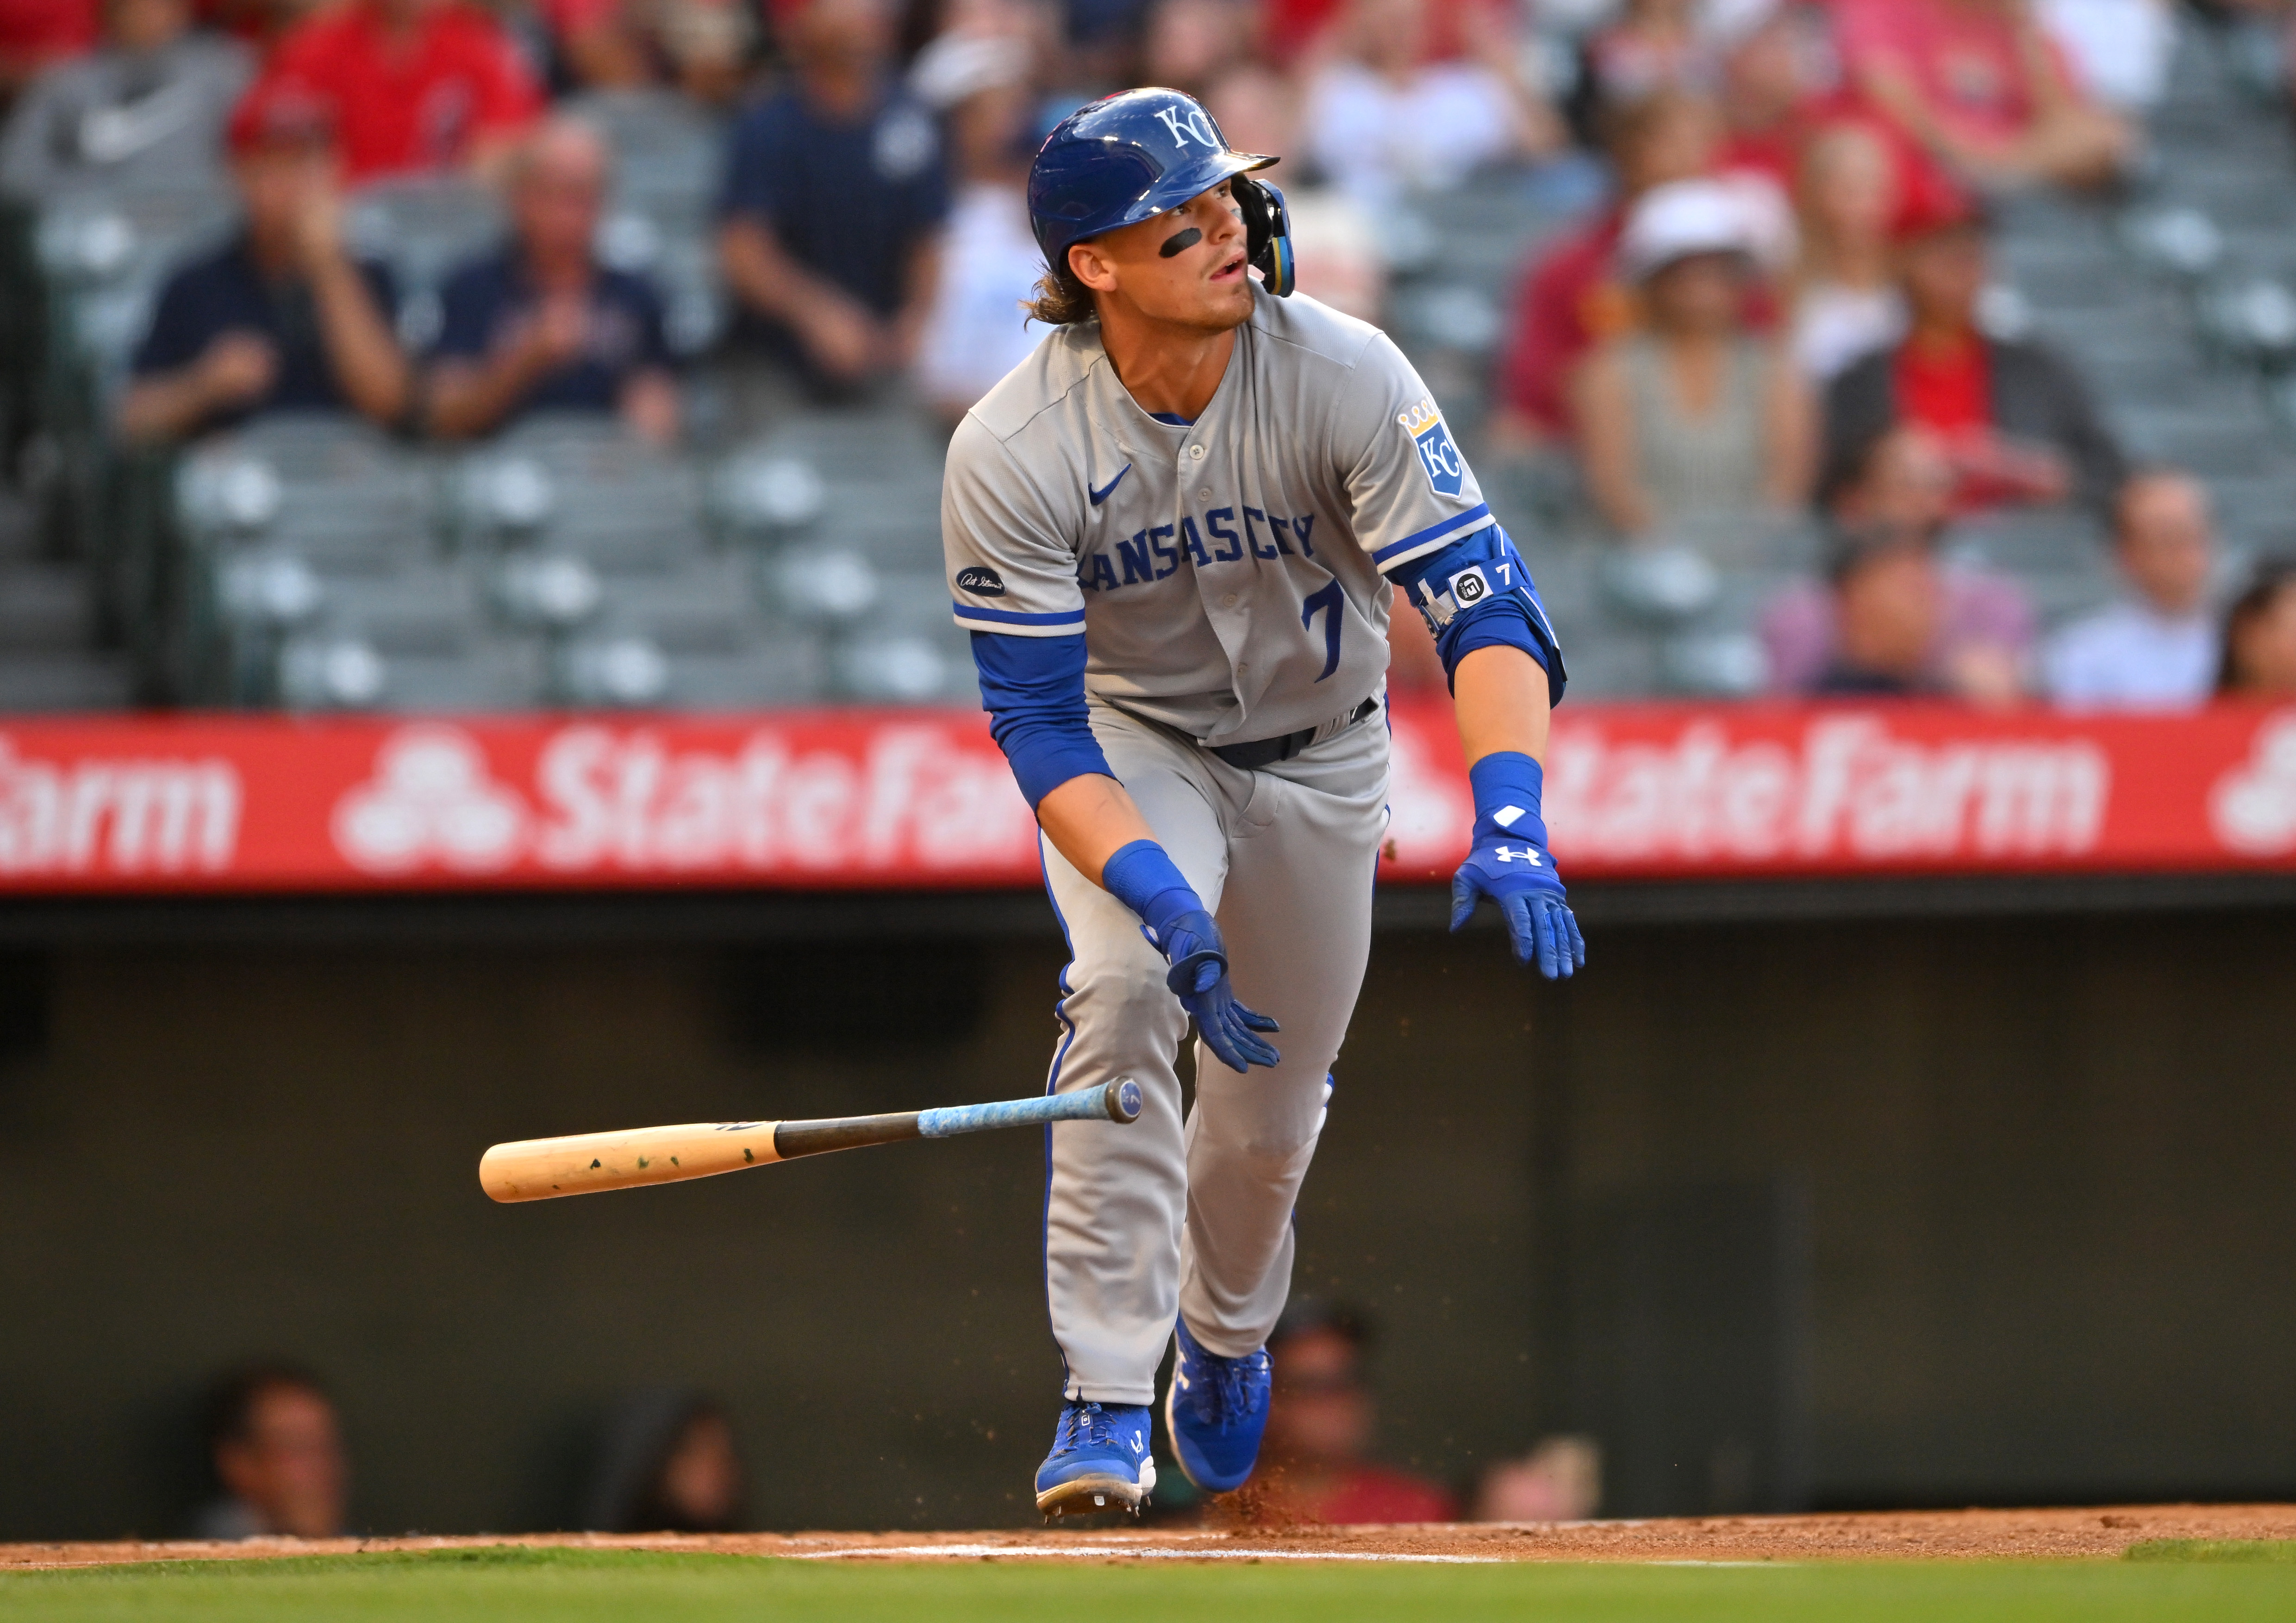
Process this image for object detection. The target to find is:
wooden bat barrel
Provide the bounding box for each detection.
[479,1121,783,1202]
[479,1079,1142,1203]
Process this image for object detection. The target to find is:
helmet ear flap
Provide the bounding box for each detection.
[1233,175,1296,298]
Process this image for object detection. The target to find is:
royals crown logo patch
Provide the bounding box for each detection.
[1398,397,1465,497]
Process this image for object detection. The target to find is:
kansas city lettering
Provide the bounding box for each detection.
[1078,503,1318,591]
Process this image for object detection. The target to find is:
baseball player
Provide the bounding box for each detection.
[941,87,1585,1517]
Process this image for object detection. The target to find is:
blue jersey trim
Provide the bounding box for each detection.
[953,601,1088,628]
[1370,503,1491,566]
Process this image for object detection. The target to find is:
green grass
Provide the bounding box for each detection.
[6,1546,2296,1622]
[2127,1539,2296,1564]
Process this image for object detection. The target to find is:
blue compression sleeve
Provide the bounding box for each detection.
[1100,839,1202,936]
[1384,525,1568,703]
[970,630,1115,808]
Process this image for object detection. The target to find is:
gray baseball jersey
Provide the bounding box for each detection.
[943,288,1492,744]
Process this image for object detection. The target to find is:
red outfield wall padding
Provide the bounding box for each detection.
[0,700,2293,893]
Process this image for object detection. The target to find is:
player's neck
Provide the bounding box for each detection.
[1097,315,1238,425]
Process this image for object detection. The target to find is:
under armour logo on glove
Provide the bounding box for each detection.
[1451,752,1585,981]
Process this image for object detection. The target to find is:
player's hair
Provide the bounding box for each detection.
[1022,255,1098,327]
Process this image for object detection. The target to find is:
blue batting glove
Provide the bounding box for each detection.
[1103,839,1282,1074]
[1449,752,1585,980]
[1142,907,1283,1074]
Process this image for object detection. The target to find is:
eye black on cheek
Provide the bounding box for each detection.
[1159,226,1203,258]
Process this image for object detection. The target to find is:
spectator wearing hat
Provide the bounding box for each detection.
[716,0,948,401]
[2216,559,2296,700]
[1491,90,1719,450]
[251,0,542,185]
[2045,471,2220,709]
[189,1364,349,1540]
[426,116,679,444]
[1573,177,1813,542]
[0,0,251,203]
[1761,424,2034,701]
[1252,1304,1456,1525]
[1833,0,2131,193]
[1819,181,2124,519]
[117,81,408,443]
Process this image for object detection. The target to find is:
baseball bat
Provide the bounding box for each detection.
[479,1077,1143,1204]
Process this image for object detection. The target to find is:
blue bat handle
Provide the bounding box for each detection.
[918,1078,1142,1138]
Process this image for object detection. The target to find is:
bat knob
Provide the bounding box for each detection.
[1108,1077,1143,1123]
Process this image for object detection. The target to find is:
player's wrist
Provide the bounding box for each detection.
[1100,839,1203,945]
[1466,751,1548,847]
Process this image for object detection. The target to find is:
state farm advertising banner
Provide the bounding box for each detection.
[0,699,2294,894]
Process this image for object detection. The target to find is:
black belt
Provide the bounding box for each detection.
[1208,697,1379,771]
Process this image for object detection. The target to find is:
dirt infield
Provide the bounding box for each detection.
[5,1504,2293,1571]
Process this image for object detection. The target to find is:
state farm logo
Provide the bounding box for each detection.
[2209,710,2296,856]
[0,734,239,875]
[327,721,1038,877]
[1545,714,2109,865]
[331,727,527,875]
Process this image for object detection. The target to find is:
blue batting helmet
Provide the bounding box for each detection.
[1027,87,1292,295]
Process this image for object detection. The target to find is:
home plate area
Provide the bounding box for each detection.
[7,1505,2295,1571]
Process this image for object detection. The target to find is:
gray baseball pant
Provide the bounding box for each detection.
[1040,697,1390,1404]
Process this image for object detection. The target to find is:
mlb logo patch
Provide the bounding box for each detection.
[1398,398,1465,497]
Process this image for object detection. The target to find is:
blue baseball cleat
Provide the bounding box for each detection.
[1164,1318,1273,1493]
[1034,1399,1157,1517]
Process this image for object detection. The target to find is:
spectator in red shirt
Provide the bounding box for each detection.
[1711,2,1836,191]
[1491,89,1720,450]
[1819,181,2124,517]
[1253,1304,1456,1526]
[1834,0,2129,191]
[254,0,542,184]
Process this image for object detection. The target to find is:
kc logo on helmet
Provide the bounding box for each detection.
[1155,105,1219,150]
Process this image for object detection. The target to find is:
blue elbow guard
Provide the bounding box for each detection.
[1384,525,1567,702]
[970,630,1114,808]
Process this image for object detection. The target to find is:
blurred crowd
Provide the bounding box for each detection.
[188,1365,748,1537]
[6,0,2296,708]
[183,1310,1595,1535]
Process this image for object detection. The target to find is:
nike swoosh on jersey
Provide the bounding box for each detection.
[1088,465,1132,506]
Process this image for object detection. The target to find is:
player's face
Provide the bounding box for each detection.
[1068,180,1256,335]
